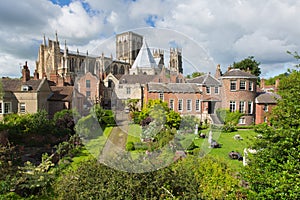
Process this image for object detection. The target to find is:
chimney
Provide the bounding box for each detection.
[22,61,30,82]
[227,65,232,71]
[34,69,39,80]
[275,79,280,92]
[260,78,265,90]
[215,64,221,79]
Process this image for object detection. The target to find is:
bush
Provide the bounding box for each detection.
[125,141,135,151]
[222,124,237,133]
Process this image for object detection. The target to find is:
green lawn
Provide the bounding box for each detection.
[126,124,142,143]
[194,128,257,170]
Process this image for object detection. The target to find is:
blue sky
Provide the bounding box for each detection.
[0,0,299,78]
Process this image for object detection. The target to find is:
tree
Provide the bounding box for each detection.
[243,53,300,199]
[233,56,261,77]
[191,72,205,78]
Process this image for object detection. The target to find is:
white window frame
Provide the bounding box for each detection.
[20,103,26,113]
[240,80,246,90]
[0,102,12,114]
[214,86,219,94]
[263,103,268,112]
[159,92,164,101]
[169,99,174,110]
[195,99,200,111]
[206,86,210,94]
[249,81,253,91]
[230,101,236,112]
[126,87,131,95]
[178,99,183,112]
[230,81,237,91]
[248,101,253,114]
[239,101,245,113]
[238,118,246,124]
[187,99,192,112]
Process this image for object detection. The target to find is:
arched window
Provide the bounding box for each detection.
[113,64,118,74]
[119,65,125,74]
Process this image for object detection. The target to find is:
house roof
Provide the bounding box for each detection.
[222,69,257,78]
[187,74,221,85]
[1,78,44,92]
[49,86,73,102]
[148,83,201,93]
[119,74,158,84]
[256,92,281,104]
[131,39,157,69]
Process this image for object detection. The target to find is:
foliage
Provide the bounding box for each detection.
[75,114,102,139]
[53,156,243,199]
[179,115,199,131]
[53,109,78,135]
[166,110,181,130]
[125,141,135,151]
[217,109,243,131]
[243,54,300,198]
[264,72,289,86]
[126,99,140,112]
[233,56,261,77]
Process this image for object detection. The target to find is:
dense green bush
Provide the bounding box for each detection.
[125,141,135,151]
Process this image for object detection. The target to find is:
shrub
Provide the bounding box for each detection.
[125,141,135,151]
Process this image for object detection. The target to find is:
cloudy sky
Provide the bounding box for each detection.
[0,0,299,78]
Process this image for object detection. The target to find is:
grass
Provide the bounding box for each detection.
[126,124,142,143]
[194,128,257,170]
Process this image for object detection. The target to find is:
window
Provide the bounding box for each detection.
[264,117,268,123]
[230,81,237,91]
[159,92,164,101]
[238,118,246,124]
[126,87,131,95]
[249,81,253,91]
[1,102,12,114]
[239,101,245,113]
[169,99,174,110]
[240,80,246,90]
[206,86,210,94]
[178,99,183,111]
[195,99,200,111]
[263,104,268,112]
[248,101,253,114]
[214,86,219,94]
[20,103,26,113]
[187,99,192,111]
[230,101,236,112]
[86,80,90,88]
[86,91,91,98]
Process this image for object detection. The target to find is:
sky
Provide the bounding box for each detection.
[0,0,299,78]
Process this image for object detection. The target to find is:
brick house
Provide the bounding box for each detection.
[219,68,257,125]
[255,92,281,124]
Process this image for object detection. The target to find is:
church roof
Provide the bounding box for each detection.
[148,83,201,93]
[222,69,257,78]
[187,74,221,86]
[131,40,157,69]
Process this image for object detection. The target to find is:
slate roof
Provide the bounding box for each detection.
[148,83,201,93]
[256,92,281,104]
[119,74,158,84]
[131,40,157,69]
[187,74,221,85]
[49,86,73,102]
[1,78,44,92]
[222,69,257,78]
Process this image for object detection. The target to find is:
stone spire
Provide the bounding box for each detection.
[55,31,58,42]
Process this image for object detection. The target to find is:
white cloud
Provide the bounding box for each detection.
[1,0,300,78]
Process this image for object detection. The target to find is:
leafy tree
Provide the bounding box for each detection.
[166,110,181,129]
[192,72,205,78]
[243,53,300,199]
[233,56,261,77]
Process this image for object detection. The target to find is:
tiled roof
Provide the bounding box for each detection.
[119,74,158,84]
[49,86,73,102]
[222,69,257,78]
[187,74,221,85]
[256,92,281,103]
[1,78,43,91]
[148,83,201,93]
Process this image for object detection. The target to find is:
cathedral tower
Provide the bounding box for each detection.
[169,48,183,74]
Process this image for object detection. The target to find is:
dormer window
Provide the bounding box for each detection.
[21,85,32,91]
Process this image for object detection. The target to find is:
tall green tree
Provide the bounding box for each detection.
[233,56,261,77]
[243,53,300,199]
